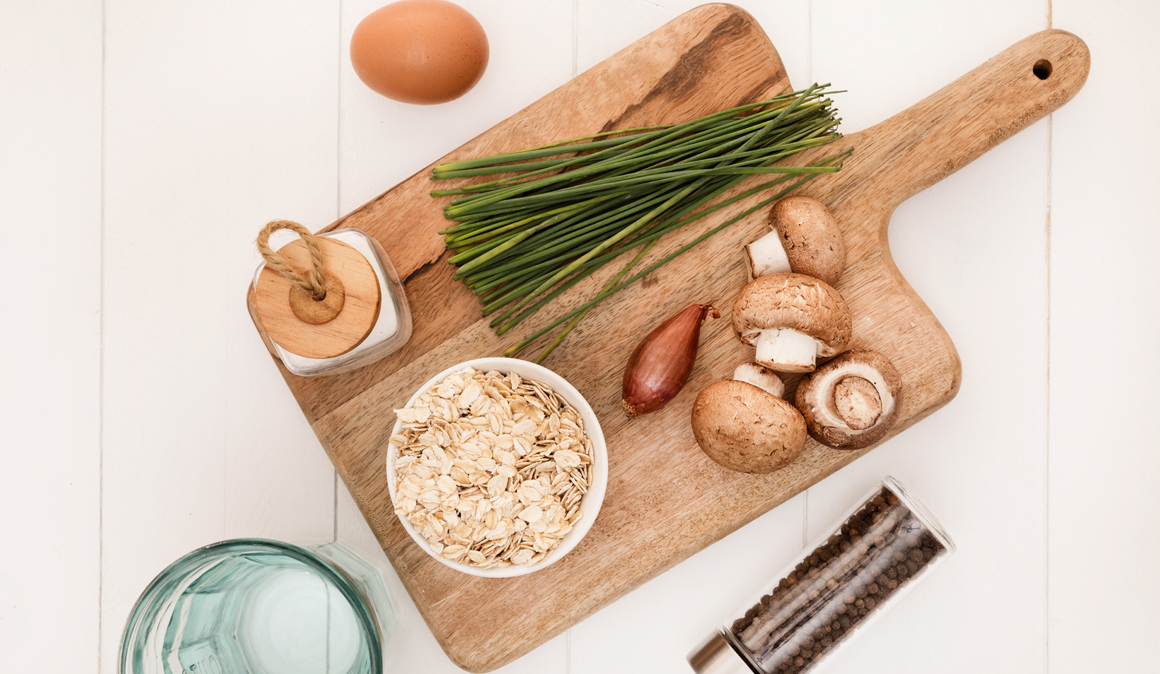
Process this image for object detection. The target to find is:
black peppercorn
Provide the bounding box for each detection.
[719,484,950,674]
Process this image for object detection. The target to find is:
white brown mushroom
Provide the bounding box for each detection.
[691,369,806,474]
[794,349,903,450]
[745,196,847,285]
[731,272,852,373]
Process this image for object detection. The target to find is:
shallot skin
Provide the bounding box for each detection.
[622,303,719,417]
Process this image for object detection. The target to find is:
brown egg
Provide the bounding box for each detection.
[350,0,489,105]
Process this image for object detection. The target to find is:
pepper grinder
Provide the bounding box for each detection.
[688,477,955,674]
[248,220,412,377]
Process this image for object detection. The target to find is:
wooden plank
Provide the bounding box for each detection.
[1050,1,1160,672]
[100,1,341,671]
[802,2,1056,673]
[0,1,102,670]
[334,1,575,672]
[250,5,1089,670]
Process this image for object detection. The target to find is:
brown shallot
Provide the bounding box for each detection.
[622,304,719,418]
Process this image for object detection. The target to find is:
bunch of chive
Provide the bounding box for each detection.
[431,84,850,362]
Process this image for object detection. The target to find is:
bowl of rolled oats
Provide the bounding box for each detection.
[386,357,607,578]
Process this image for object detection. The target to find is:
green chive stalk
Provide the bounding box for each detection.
[430,85,849,359]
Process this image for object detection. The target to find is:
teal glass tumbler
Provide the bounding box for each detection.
[120,539,394,674]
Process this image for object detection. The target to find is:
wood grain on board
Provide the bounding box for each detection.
[246,5,1088,671]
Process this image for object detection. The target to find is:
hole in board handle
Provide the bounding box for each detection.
[1033,59,1053,80]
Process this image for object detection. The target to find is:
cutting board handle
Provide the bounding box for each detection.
[839,29,1089,216]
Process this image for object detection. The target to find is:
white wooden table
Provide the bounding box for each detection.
[4,1,1157,672]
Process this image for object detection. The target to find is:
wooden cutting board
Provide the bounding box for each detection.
[247,5,1088,671]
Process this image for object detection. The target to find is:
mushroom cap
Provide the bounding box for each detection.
[769,196,847,286]
[731,273,852,357]
[691,379,806,473]
[794,349,903,450]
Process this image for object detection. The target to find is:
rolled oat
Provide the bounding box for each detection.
[390,367,594,569]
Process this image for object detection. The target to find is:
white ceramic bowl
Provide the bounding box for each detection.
[385,357,608,578]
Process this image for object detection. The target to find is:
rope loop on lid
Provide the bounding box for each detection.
[256,220,328,301]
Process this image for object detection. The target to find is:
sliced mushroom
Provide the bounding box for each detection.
[731,272,852,373]
[794,349,903,450]
[745,196,847,285]
[691,371,805,474]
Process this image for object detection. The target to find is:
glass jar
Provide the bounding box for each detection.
[248,228,412,377]
[688,477,955,674]
[120,539,395,674]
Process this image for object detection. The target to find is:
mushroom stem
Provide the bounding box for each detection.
[755,328,820,372]
[795,350,903,450]
[833,375,882,430]
[733,363,785,398]
[744,231,792,279]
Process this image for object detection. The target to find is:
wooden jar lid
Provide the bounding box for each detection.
[254,236,382,359]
